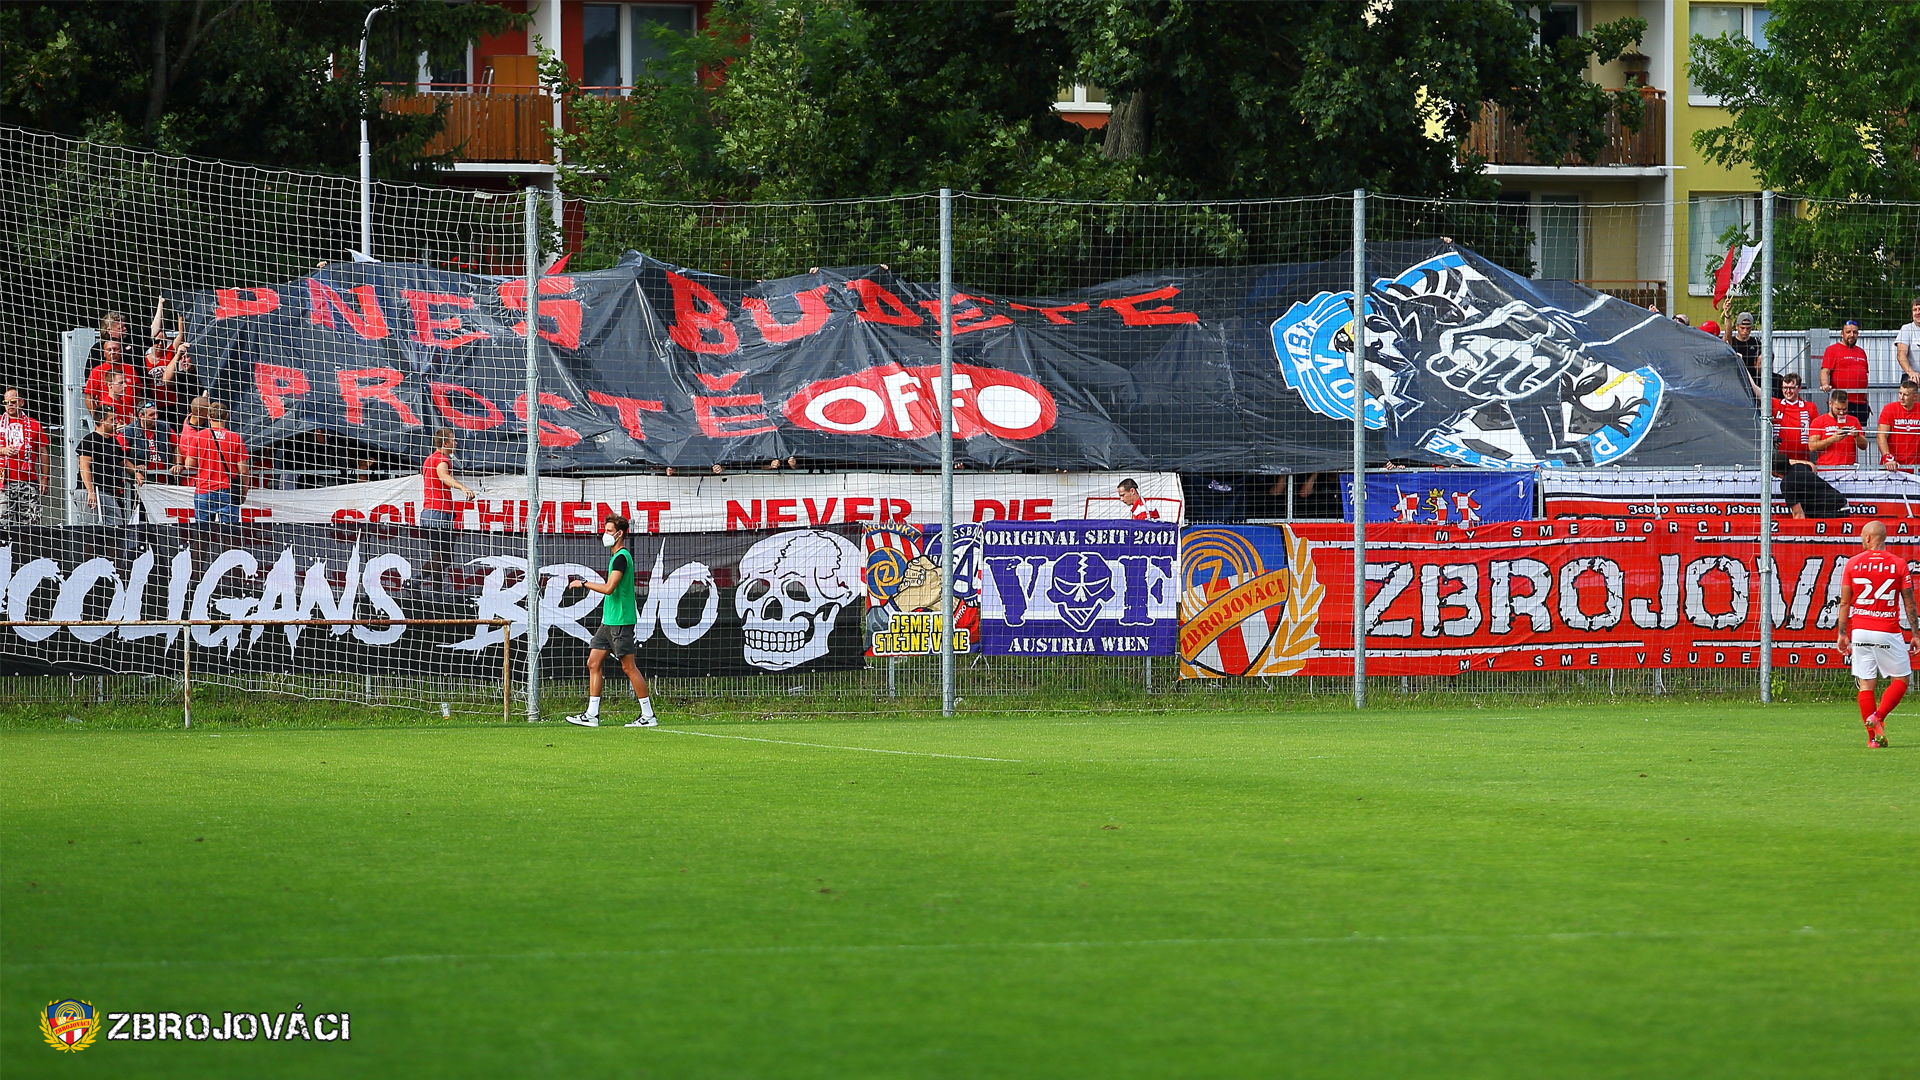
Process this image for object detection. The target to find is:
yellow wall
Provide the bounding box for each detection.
[1670,0,1763,325]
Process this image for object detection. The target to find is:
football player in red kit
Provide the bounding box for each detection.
[1835,520,1917,748]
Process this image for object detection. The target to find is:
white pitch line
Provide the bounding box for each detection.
[656,728,1021,762]
[4,926,1891,973]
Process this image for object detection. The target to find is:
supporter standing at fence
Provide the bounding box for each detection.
[97,367,140,431]
[179,401,248,524]
[1820,320,1871,424]
[1878,378,1920,470]
[420,428,476,528]
[121,401,176,518]
[1773,373,1815,461]
[144,299,195,424]
[1726,312,1778,400]
[1897,297,1920,382]
[564,514,657,728]
[1836,519,1914,749]
[1119,478,1161,520]
[84,313,145,415]
[0,387,49,527]
[1811,389,1867,470]
[73,403,132,526]
[1772,454,1848,519]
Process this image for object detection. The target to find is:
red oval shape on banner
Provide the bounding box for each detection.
[783,363,1056,441]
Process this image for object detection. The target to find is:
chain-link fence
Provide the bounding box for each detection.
[4,127,1916,717]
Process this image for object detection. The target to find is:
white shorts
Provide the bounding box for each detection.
[1850,628,1913,679]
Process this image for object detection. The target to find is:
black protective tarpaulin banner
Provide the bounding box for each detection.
[0,524,866,678]
[170,243,1757,474]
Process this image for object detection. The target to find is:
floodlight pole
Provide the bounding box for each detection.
[358,5,388,258]
[524,187,543,720]
[1759,190,1775,703]
[939,188,956,719]
[1352,189,1367,710]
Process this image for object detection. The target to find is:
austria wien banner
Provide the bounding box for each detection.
[978,521,1180,656]
[1180,518,1920,677]
[163,244,1757,475]
[0,524,866,678]
[136,472,1184,533]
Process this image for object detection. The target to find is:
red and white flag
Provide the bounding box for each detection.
[1712,240,1762,307]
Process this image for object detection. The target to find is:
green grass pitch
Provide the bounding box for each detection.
[3,702,1916,1078]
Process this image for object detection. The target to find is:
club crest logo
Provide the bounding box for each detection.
[1272,251,1665,468]
[42,999,99,1052]
[1179,526,1323,678]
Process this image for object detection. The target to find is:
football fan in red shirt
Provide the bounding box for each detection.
[1,386,50,527]
[1820,319,1871,423]
[420,428,477,528]
[1836,520,1918,748]
[1772,373,1814,461]
[1118,478,1161,521]
[1878,378,1920,470]
[1810,389,1868,469]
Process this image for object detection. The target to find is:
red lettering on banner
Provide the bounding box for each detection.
[1009,302,1089,325]
[693,394,776,438]
[846,279,923,326]
[513,392,582,448]
[666,271,738,355]
[585,391,665,439]
[1099,286,1198,326]
[371,504,404,523]
[845,497,876,523]
[165,507,195,523]
[497,277,582,349]
[402,290,488,350]
[215,287,280,320]
[333,509,366,523]
[534,500,557,533]
[338,368,421,427]
[727,500,761,530]
[919,294,1013,335]
[1022,498,1054,520]
[631,500,668,533]
[767,499,799,527]
[744,285,832,344]
[561,501,593,533]
[785,363,1055,441]
[307,280,390,339]
[804,498,838,525]
[431,382,506,430]
[477,500,515,530]
[255,363,310,420]
[974,499,1006,522]
[887,498,910,522]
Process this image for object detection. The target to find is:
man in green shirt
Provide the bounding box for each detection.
[565,514,656,727]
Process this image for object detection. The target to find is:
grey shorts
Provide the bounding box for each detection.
[591,623,638,659]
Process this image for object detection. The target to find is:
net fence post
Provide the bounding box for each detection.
[1759,189,1775,704]
[939,188,955,719]
[523,187,542,721]
[1352,189,1367,710]
[181,621,191,729]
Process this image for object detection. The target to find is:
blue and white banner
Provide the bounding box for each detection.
[1338,470,1535,526]
[977,522,1179,656]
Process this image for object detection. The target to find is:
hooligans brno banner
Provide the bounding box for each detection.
[0,524,867,678]
[1177,519,1920,677]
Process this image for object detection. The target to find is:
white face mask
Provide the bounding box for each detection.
[601,532,617,549]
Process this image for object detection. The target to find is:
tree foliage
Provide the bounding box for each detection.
[1691,0,1920,328]
[1,0,524,177]
[553,0,1647,205]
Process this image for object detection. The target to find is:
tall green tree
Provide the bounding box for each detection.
[1691,0,1920,328]
[554,0,1647,204]
[1,0,524,176]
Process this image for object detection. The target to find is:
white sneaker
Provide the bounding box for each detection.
[625,716,658,728]
[565,714,600,728]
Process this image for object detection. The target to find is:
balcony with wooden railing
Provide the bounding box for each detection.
[382,84,557,164]
[1466,87,1665,168]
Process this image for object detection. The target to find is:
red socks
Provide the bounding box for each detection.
[1860,689,1879,722]
[1879,679,1906,719]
